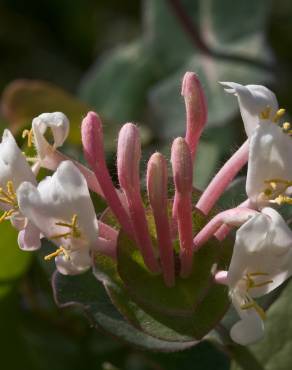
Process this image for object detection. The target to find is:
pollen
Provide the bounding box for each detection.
[262,178,292,203]
[273,108,286,123]
[259,106,272,120]
[22,128,34,148]
[50,214,82,240]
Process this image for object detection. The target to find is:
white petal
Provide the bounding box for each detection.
[18,222,41,251]
[246,121,292,206]
[55,250,91,275]
[0,129,35,189]
[220,82,278,137]
[230,312,264,345]
[228,208,292,296]
[227,213,270,287]
[32,112,69,159]
[17,161,98,250]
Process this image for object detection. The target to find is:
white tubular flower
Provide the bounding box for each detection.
[246,119,292,209]
[30,112,69,161]
[220,82,280,137]
[0,129,41,250]
[17,161,99,275]
[227,207,292,345]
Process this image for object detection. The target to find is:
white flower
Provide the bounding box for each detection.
[32,112,69,160]
[246,120,292,208]
[17,161,99,275]
[227,207,292,345]
[220,82,279,137]
[0,129,41,250]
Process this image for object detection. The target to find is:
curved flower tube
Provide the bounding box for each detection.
[17,161,100,275]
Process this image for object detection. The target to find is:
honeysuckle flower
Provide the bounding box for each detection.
[215,207,292,345]
[197,82,284,217]
[246,118,292,209]
[22,112,69,174]
[220,82,281,137]
[0,129,41,250]
[17,160,100,275]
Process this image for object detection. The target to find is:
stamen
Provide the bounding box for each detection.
[44,246,67,261]
[283,122,291,131]
[273,108,286,123]
[0,181,18,208]
[262,178,292,203]
[272,194,292,205]
[22,128,34,147]
[259,106,271,120]
[50,214,82,239]
[240,300,266,320]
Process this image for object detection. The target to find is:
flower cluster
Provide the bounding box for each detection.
[1,73,292,346]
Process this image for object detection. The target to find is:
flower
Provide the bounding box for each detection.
[17,160,99,275]
[220,82,280,137]
[0,129,41,250]
[224,207,292,345]
[246,118,292,209]
[22,112,70,174]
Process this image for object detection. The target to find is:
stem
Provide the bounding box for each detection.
[167,0,273,72]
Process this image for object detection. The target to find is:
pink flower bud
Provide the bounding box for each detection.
[117,123,140,192]
[182,72,207,160]
[147,153,175,286]
[81,112,133,236]
[171,137,193,277]
[171,137,193,195]
[117,123,160,274]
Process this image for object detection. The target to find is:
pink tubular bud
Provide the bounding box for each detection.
[81,112,133,236]
[171,137,193,195]
[117,123,140,191]
[182,72,207,160]
[147,153,175,287]
[117,124,160,274]
[171,138,193,278]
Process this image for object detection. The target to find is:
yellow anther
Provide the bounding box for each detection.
[262,178,292,202]
[50,214,81,240]
[273,108,286,123]
[241,300,266,320]
[244,272,273,292]
[283,122,291,131]
[0,181,18,207]
[22,128,34,147]
[259,106,272,120]
[44,246,65,261]
[272,194,292,205]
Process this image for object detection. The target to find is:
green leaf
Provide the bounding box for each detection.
[0,221,31,283]
[94,252,196,343]
[53,271,199,352]
[116,205,232,339]
[79,41,157,125]
[231,280,292,370]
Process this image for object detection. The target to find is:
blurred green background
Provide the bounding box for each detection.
[1,0,292,369]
